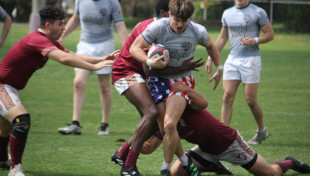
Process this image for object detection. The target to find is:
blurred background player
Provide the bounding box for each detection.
[58,0,128,135]
[206,0,274,145]
[0,6,117,176]
[0,4,12,48]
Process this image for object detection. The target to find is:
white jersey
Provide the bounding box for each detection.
[75,0,124,43]
[222,3,270,57]
[142,18,208,79]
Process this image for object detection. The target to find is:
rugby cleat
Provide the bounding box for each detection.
[120,165,141,176]
[160,169,171,176]
[98,123,109,135]
[58,124,82,135]
[285,156,310,174]
[8,164,25,176]
[183,153,201,176]
[111,150,126,166]
[247,127,268,145]
[0,154,11,169]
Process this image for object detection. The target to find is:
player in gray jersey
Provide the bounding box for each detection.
[58,0,128,136]
[0,5,12,48]
[206,0,274,145]
[130,0,222,175]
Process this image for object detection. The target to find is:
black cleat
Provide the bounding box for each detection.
[182,153,201,176]
[120,165,141,176]
[160,169,171,176]
[285,156,310,174]
[111,150,126,166]
[214,161,234,175]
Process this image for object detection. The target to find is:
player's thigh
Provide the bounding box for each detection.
[98,74,111,89]
[248,154,280,176]
[124,83,157,115]
[74,69,92,86]
[223,80,240,97]
[243,83,259,101]
[165,95,187,125]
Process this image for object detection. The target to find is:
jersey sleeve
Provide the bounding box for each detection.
[191,22,208,46]
[142,19,165,45]
[221,9,229,28]
[74,0,80,14]
[257,7,269,27]
[0,5,7,20]
[111,0,124,23]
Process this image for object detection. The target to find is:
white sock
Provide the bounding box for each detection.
[161,161,172,170]
[179,153,188,166]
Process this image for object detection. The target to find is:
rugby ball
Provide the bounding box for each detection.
[147,44,169,61]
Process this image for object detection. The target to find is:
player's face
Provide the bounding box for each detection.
[235,0,249,8]
[169,14,188,34]
[49,19,65,40]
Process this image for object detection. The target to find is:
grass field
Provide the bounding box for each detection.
[0,23,310,176]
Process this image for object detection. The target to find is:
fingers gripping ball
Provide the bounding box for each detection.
[147,44,169,62]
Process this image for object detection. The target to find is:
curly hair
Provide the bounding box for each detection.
[39,6,65,27]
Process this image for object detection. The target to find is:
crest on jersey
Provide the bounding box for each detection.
[243,15,250,24]
[181,42,192,51]
[100,9,107,16]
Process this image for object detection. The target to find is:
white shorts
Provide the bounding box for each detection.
[188,131,257,169]
[0,84,21,117]
[114,74,146,95]
[75,40,115,74]
[223,55,261,84]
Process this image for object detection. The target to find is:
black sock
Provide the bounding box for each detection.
[101,123,108,127]
[72,121,80,127]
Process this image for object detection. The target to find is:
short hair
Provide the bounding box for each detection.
[39,6,65,27]
[156,0,170,17]
[169,0,194,21]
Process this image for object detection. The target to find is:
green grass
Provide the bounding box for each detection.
[0,24,310,176]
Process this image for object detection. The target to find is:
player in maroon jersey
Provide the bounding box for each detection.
[139,80,310,176]
[0,6,118,176]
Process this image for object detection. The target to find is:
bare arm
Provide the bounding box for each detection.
[69,50,120,64]
[0,14,12,47]
[171,79,208,111]
[130,34,169,69]
[47,49,114,70]
[58,13,80,43]
[147,57,204,77]
[241,22,274,46]
[115,21,128,46]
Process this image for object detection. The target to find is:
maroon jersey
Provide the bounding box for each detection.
[0,31,68,90]
[112,18,156,83]
[177,109,238,155]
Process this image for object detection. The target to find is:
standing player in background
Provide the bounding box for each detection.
[0,5,12,48]
[206,0,274,145]
[130,0,222,175]
[0,6,118,176]
[58,0,128,135]
[112,0,205,175]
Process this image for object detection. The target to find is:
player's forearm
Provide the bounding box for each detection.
[148,66,185,76]
[0,15,12,46]
[115,21,128,46]
[184,87,208,110]
[59,14,80,40]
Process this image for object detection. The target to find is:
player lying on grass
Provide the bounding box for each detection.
[113,78,310,176]
[0,6,118,176]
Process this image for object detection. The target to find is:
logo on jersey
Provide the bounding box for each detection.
[100,9,107,16]
[181,42,192,51]
[243,15,250,24]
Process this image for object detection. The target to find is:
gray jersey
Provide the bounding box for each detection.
[222,3,269,57]
[75,0,124,43]
[0,5,7,20]
[142,18,208,79]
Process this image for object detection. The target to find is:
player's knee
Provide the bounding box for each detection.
[164,122,176,134]
[11,114,31,140]
[245,97,256,107]
[145,107,159,121]
[73,79,87,91]
[223,93,234,104]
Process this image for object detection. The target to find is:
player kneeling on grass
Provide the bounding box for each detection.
[0,6,118,176]
[140,80,310,176]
